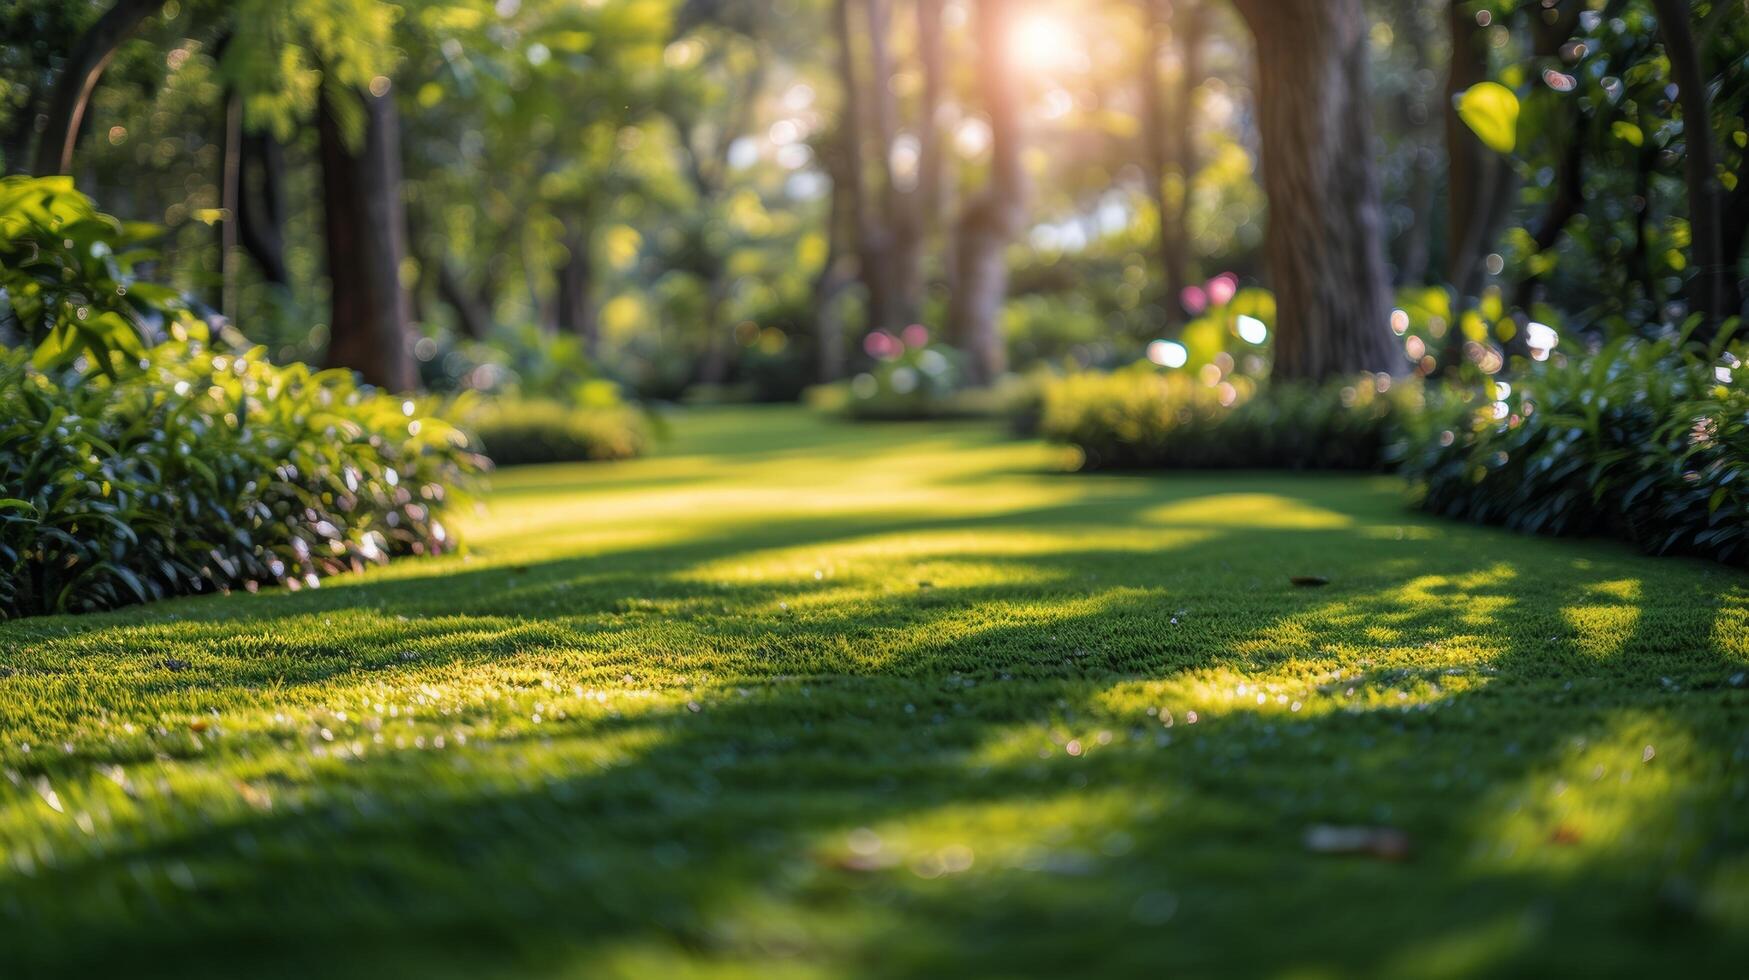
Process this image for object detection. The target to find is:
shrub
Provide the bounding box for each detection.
[460,395,650,467]
[1040,366,1412,470]
[1397,330,1749,562]
[0,176,177,371]
[0,334,483,619]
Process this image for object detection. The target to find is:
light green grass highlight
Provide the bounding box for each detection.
[2,406,1747,977]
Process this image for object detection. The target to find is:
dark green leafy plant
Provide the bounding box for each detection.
[1397,325,1749,563]
[0,176,187,375]
[0,337,483,618]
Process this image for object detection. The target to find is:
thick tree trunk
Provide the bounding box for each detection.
[317,87,416,391]
[555,220,599,354]
[948,0,1025,384]
[32,0,167,176]
[1232,0,1400,381]
[237,131,289,285]
[1652,0,1729,334]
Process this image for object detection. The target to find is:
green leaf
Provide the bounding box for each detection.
[1456,82,1519,154]
[1611,121,1645,147]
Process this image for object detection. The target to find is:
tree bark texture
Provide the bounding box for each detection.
[1231,0,1402,380]
[317,87,417,391]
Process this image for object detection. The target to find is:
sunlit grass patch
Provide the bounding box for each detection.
[1,406,1746,977]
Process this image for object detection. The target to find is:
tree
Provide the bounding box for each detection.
[948,0,1026,384]
[30,0,167,177]
[831,0,948,336]
[1652,0,1729,333]
[1140,0,1208,325]
[831,0,898,335]
[317,85,416,390]
[1229,0,1401,381]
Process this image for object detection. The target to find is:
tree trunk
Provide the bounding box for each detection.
[555,220,599,354]
[891,0,945,325]
[948,0,1025,384]
[1232,0,1401,381]
[238,130,289,285]
[1652,0,1729,334]
[32,0,167,176]
[833,0,900,335]
[317,86,416,391]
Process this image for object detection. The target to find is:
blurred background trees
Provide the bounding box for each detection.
[3,0,1746,400]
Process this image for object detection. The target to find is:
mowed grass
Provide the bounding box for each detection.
[2,406,1748,978]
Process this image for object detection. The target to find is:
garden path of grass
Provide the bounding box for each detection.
[2,406,1748,978]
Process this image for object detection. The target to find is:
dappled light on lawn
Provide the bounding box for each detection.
[2,408,1747,976]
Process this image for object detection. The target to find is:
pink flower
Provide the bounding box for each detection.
[1206,273,1238,307]
[901,323,930,349]
[863,331,899,360]
[1180,286,1208,316]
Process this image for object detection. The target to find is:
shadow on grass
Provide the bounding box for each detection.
[1,453,1747,978]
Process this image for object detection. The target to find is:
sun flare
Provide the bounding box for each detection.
[1009,13,1077,70]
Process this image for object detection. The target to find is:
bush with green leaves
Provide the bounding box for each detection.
[0,334,482,618]
[0,175,180,372]
[458,390,651,467]
[1041,366,1414,470]
[0,177,484,617]
[1397,328,1749,563]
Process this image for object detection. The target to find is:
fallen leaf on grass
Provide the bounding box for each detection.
[1303,824,1410,860]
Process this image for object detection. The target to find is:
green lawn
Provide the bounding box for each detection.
[2,407,1747,978]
